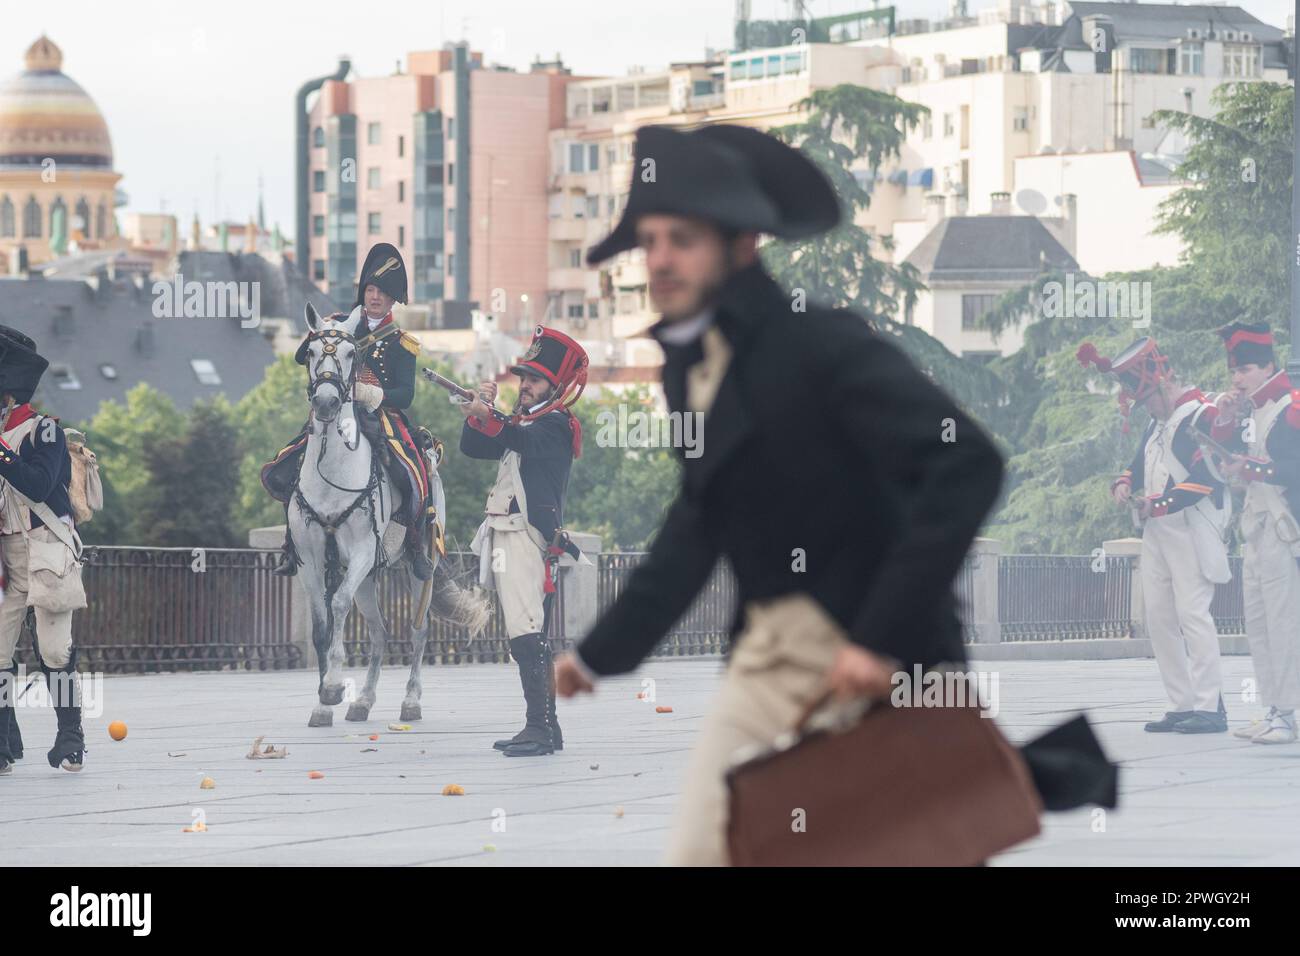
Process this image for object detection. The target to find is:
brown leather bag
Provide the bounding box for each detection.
[725,695,1043,866]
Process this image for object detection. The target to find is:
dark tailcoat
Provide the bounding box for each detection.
[459,410,575,543]
[575,263,1006,677]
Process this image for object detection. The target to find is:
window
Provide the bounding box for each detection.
[572,196,585,219]
[588,144,600,171]
[567,302,584,319]
[397,135,404,158]
[313,259,326,280]
[23,196,40,237]
[606,195,615,216]
[943,113,954,137]
[367,122,381,145]
[49,197,65,236]
[49,364,80,390]
[368,212,381,234]
[1013,107,1029,132]
[569,248,582,267]
[586,196,599,217]
[313,170,325,192]
[1179,41,1203,76]
[783,51,804,74]
[587,301,599,318]
[367,167,381,189]
[961,294,998,331]
[426,164,443,186]
[447,117,456,140]
[568,143,585,173]
[922,114,933,140]
[74,198,90,234]
[313,215,325,236]
[1223,43,1260,78]
[447,162,454,185]
[313,126,324,147]
[96,203,106,238]
[730,59,748,81]
[0,196,12,238]
[1129,47,1171,74]
[398,225,405,247]
[398,181,405,202]
[191,359,221,385]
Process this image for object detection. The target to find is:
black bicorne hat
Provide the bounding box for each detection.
[355,242,408,308]
[0,324,48,404]
[586,124,840,265]
[1216,321,1276,369]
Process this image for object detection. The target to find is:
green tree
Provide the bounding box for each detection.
[139,398,241,547]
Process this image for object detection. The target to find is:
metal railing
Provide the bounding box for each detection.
[10,546,298,673]
[997,554,1136,642]
[8,546,1252,673]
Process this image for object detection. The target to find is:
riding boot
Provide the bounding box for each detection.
[493,641,532,751]
[405,511,435,581]
[502,634,555,757]
[272,520,299,577]
[42,650,85,772]
[0,665,22,773]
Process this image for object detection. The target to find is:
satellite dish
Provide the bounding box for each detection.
[1015,189,1047,216]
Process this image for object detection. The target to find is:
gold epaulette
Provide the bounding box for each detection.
[400,331,421,355]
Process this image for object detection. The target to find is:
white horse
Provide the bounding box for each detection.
[293,302,488,727]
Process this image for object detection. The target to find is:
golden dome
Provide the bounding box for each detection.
[0,36,113,169]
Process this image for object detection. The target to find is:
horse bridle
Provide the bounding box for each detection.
[305,327,357,407]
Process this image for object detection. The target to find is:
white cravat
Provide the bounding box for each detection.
[656,308,714,345]
[366,311,388,332]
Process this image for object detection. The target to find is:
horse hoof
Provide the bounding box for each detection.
[399,703,422,722]
[308,708,333,728]
[320,684,345,706]
[345,702,372,722]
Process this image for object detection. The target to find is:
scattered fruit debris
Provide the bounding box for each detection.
[368,734,379,741]
[441,784,465,796]
[199,777,215,790]
[307,771,325,779]
[246,735,288,760]
[483,844,496,852]
[108,721,128,741]
[388,723,412,732]
[181,822,207,833]
[614,806,625,818]
[655,706,673,713]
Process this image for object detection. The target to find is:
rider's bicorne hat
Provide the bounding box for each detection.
[354,242,408,309]
[510,326,589,457]
[1216,321,1276,370]
[585,124,840,265]
[1077,337,1172,431]
[0,324,48,405]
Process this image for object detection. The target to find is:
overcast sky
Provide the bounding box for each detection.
[4,0,1294,233]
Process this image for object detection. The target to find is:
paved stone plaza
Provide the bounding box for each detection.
[2,656,1298,866]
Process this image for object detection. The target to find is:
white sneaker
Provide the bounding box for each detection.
[1252,712,1298,745]
[1234,708,1276,739]
[0,758,12,775]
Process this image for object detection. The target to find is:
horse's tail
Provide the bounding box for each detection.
[420,558,491,641]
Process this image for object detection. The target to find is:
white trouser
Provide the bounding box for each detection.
[488,526,548,639]
[1241,518,1300,713]
[0,529,75,670]
[1141,516,1223,713]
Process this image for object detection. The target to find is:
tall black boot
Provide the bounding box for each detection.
[493,636,563,752]
[43,650,85,772]
[272,519,299,577]
[0,664,22,773]
[405,510,435,581]
[502,634,555,757]
[493,639,533,751]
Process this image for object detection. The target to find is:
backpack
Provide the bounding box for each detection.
[62,428,104,524]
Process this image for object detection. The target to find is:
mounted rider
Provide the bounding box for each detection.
[263,243,436,580]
